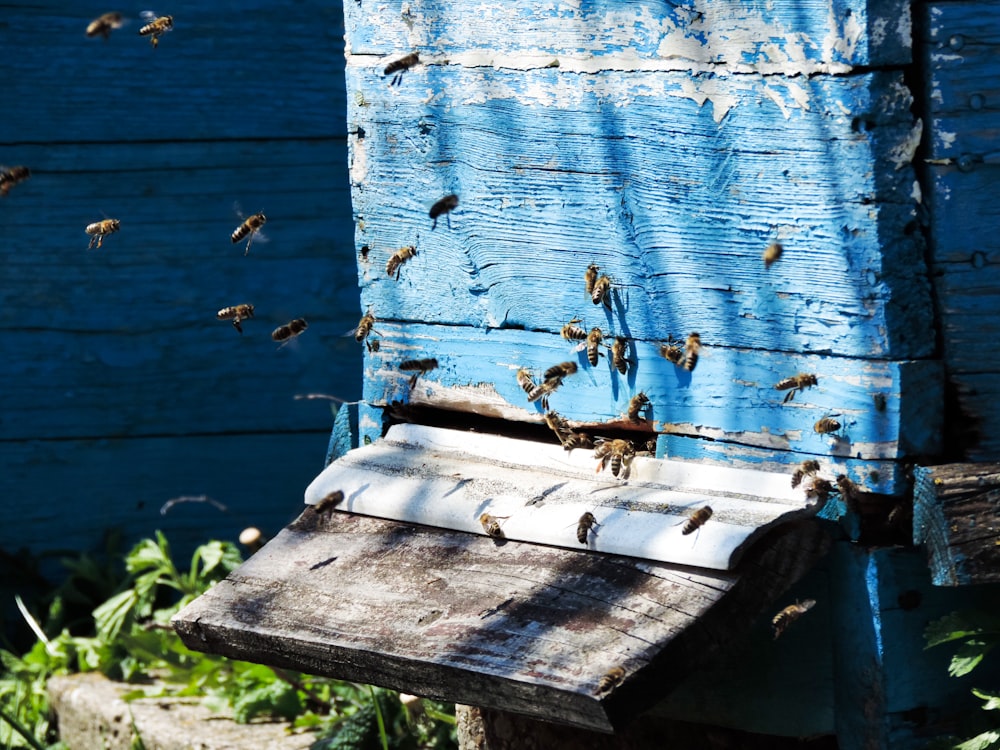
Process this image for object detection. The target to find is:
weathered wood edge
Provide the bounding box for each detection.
[173,511,830,732]
[914,462,1000,586]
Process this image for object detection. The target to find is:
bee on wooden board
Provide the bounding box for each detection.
[585,327,604,366]
[384,51,419,85]
[86,218,120,249]
[682,505,713,535]
[576,512,598,545]
[0,166,30,197]
[610,336,629,375]
[216,303,255,335]
[594,438,635,479]
[313,489,345,514]
[681,333,701,371]
[814,416,842,435]
[516,367,537,399]
[351,309,379,351]
[479,513,509,538]
[138,11,173,47]
[659,339,683,366]
[627,392,651,422]
[584,264,599,297]
[595,666,625,695]
[762,242,783,269]
[790,459,820,489]
[591,273,612,309]
[772,599,816,640]
[543,410,572,444]
[560,317,588,342]
[87,12,125,39]
[400,357,438,387]
[386,245,417,279]
[272,318,308,343]
[775,373,818,403]
[562,432,594,452]
[231,210,267,256]
[429,194,458,229]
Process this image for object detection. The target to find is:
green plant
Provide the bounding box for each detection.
[925,610,1000,750]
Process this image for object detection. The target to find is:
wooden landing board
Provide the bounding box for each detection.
[304,424,822,570]
[913,462,1000,586]
[173,510,830,733]
[348,65,929,361]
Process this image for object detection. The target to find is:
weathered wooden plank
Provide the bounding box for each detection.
[920,0,1000,159]
[0,0,346,143]
[0,433,328,559]
[345,0,912,72]
[913,463,1000,585]
[348,66,930,359]
[173,510,830,733]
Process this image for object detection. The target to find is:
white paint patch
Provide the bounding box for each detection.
[896,2,912,49]
[349,136,368,185]
[936,130,957,150]
[911,180,922,204]
[889,119,923,171]
[870,18,887,47]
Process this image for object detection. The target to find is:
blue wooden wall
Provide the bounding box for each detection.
[0,2,359,563]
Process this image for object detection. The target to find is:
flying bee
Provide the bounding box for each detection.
[216,303,255,335]
[543,411,572,445]
[272,318,308,343]
[479,513,509,538]
[384,51,419,85]
[584,264,599,296]
[594,438,635,479]
[85,218,120,249]
[772,599,817,640]
[595,666,625,695]
[138,11,172,47]
[585,327,604,366]
[591,274,612,308]
[682,505,713,535]
[386,245,417,279]
[814,416,842,434]
[544,361,578,382]
[0,166,30,197]
[87,12,125,39]
[659,339,684,365]
[429,194,459,229]
[351,309,379,351]
[805,477,833,502]
[313,489,345,514]
[560,317,588,341]
[627,392,651,422]
[682,333,701,371]
[790,459,820,489]
[775,373,818,403]
[835,474,860,513]
[763,242,783,269]
[611,336,629,374]
[400,357,438,386]
[516,367,537,399]
[562,432,594,452]
[576,512,598,545]
[231,211,267,256]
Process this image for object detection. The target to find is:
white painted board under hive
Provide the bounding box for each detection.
[305,424,824,570]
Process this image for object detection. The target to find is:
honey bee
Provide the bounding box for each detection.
[584,264,599,296]
[543,411,572,444]
[138,11,172,47]
[682,333,701,371]
[805,477,833,502]
[231,211,267,256]
[516,367,537,399]
[763,242,783,269]
[594,438,635,479]
[272,318,308,343]
[595,666,625,695]
[560,317,588,341]
[400,357,438,386]
[85,218,120,249]
[313,489,345,514]
[0,166,30,197]
[384,52,419,85]
[591,274,611,308]
[682,505,713,535]
[576,512,598,544]
[627,392,651,422]
[772,599,816,640]
[544,361,578,382]
[216,303,255,335]
[790,459,820,489]
[775,373,818,403]
[585,327,604,366]
[87,12,125,39]
[479,513,509,538]
[814,417,842,434]
[386,245,417,279]
[562,432,594,452]
[611,336,629,374]
[352,309,378,351]
[659,339,684,365]
[429,194,459,229]
[835,474,860,513]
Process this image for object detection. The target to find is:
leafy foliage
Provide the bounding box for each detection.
[0,531,456,749]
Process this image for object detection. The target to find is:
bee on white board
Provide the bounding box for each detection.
[138,11,173,47]
[479,513,509,538]
[85,218,120,249]
[576,511,598,545]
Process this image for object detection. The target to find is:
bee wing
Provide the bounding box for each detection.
[139,10,159,22]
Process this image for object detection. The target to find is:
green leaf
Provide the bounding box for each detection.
[950,641,996,678]
[926,611,1000,649]
[93,589,137,642]
[954,730,1000,750]
[973,688,1000,711]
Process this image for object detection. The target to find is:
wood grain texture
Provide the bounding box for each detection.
[348,65,931,361]
[173,510,830,732]
[920,1,1000,159]
[345,0,912,72]
[913,463,1000,585]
